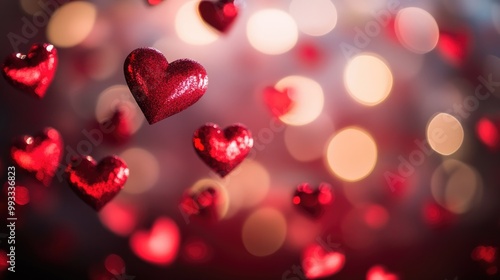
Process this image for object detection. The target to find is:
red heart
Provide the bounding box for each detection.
[198,0,239,33]
[180,187,219,221]
[293,183,333,218]
[11,127,63,186]
[193,123,253,177]
[2,43,57,98]
[101,107,132,145]
[301,243,345,279]
[366,265,399,280]
[124,48,208,124]
[64,155,129,211]
[263,86,294,117]
[130,217,180,266]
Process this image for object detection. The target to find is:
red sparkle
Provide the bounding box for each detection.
[476,118,500,151]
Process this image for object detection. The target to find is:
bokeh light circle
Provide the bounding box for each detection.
[289,0,337,36]
[426,113,464,156]
[395,7,439,54]
[120,147,160,194]
[242,207,287,257]
[175,0,219,45]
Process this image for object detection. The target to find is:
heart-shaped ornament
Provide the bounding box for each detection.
[124,47,208,124]
[263,86,294,117]
[64,155,129,211]
[198,0,239,33]
[180,187,219,221]
[293,183,333,218]
[11,127,63,186]
[367,266,399,280]
[2,43,57,98]
[302,243,345,279]
[101,107,132,145]
[193,123,253,177]
[130,217,180,265]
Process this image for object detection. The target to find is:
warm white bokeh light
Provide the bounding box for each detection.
[344,53,393,106]
[95,85,145,134]
[120,147,160,194]
[276,76,324,126]
[246,9,298,55]
[20,0,40,15]
[242,207,287,257]
[47,1,97,48]
[289,0,337,36]
[395,7,440,54]
[284,114,334,161]
[426,113,464,156]
[175,0,219,45]
[325,127,378,182]
[431,159,483,214]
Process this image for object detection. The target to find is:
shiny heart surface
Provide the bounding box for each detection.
[2,43,57,98]
[11,127,63,186]
[293,183,333,218]
[198,0,239,33]
[124,47,208,124]
[302,244,345,279]
[64,155,129,211]
[193,123,253,177]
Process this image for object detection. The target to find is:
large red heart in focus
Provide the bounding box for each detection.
[366,265,399,280]
[293,183,333,218]
[263,86,294,117]
[64,155,129,211]
[301,243,345,279]
[130,217,180,266]
[11,127,63,186]
[198,0,239,33]
[2,43,57,98]
[193,123,253,177]
[124,47,208,124]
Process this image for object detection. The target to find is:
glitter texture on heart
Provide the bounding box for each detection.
[124,47,208,124]
[198,0,239,33]
[2,43,57,98]
[293,183,333,218]
[64,155,129,211]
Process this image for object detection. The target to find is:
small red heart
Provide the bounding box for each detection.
[293,183,333,218]
[124,48,208,124]
[193,123,253,177]
[2,43,57,98]
[64,155,129,211]
[130,217,180,266]
[263,86,294,117]
[11,127,63,186]
[180,187,219,221]
[198,0,239,33]
[101,107,132,145]
[302,243,345,279]
[366,265,399,280]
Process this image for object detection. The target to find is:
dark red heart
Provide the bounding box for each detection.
[2,43,57,98]
[124,47,208,124]
[198,0,239,33]
[11,127,63,186]
[64,155,129,211]
[193,123,253,177]
[293,183,333,218]
[101,107,132,145]
[180,187,219,220]
[263,86,294,117]
[301,243,345,279]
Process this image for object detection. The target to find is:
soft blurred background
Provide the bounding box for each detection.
[1,0,500,279]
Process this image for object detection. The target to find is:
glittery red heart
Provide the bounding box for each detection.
[193,123,253,177]
[198,0,239,33]
[10,127,63,186]
[293,183,333,218]
[64,155,129,211]
[124,48,208,124]
[180,187,219,220]
[2,43,57,98]
[263,86,294,117]
[301,244,345,279]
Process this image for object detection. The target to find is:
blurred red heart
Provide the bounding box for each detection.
[302,243,345,279]
[130,217,180,265]
[2,43,57,98]
[198,0,239,33]
[180,187,219,221]
[366,265,399,280]
[438,28,470,66]
[64,155,129,211]
[263,86,294,117]
[293,183,333,218]
[11,127,63,186]
[193,123,253,177]
[124,48,208,124]
[101,107,132,145]
[476,117,500,151]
